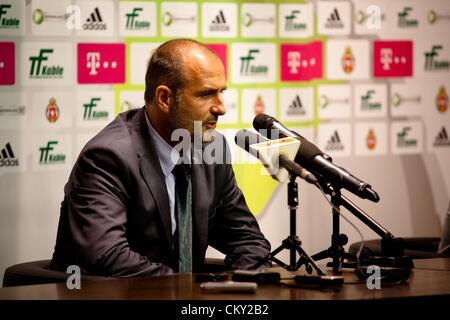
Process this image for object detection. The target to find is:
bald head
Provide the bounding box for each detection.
[144,39,220,106]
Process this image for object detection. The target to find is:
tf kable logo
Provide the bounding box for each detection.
[424,45,450,72]
[240,49,267,76]
[39,141,65,164]
[0,4,20,29]
[77,43,125,84]
[28,48,64,79]
[125,7,150,31]
[83,97,108,120]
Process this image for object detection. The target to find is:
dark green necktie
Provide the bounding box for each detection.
[173,164,192,274]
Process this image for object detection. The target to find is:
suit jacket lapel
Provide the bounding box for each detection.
[130,107,173,249]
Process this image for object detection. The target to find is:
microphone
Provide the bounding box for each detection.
[253,114,380,203]
[234,129,318,184]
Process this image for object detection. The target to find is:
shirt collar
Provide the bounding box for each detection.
[145,111,179,177]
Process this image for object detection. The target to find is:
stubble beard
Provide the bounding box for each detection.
[169,93,216,143]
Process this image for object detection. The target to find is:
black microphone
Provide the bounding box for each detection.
[234,129,318,184]
[278,155,318,184]
[253,114,380,203]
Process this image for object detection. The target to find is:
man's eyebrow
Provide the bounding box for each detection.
[198,86,227,93]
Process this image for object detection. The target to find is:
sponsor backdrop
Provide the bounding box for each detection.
[0,0,449,280]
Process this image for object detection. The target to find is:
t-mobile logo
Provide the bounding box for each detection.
[281,42,322,81]
[86,52,117,75]
[380,48,392,70]
[0,42,15,85]
[373,41,412,78]
[380,48,407,70]
[287,52,300,74]
[78,43,125,84]
[87,52,100,75]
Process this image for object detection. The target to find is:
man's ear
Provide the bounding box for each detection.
[155,85,173,113]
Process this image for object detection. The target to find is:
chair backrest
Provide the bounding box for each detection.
[3,257,233,287]
[349,237,448,260]
[2,260,109,287]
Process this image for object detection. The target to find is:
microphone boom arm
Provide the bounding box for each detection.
[316,179,389,237]
[312,178,405,264]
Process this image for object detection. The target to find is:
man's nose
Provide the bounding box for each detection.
[211,94,226,116]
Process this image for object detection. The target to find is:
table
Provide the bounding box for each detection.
[1,259,449,318]
[1,259,449,300]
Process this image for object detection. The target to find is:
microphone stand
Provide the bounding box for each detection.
[311,179,413,274]
[253,173,325,275]
[310,182,355,274]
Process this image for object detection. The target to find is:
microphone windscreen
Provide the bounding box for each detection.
[294,139,324,168]
[252,113,274,131]
[234,129,268,153]
[253,114,323,166]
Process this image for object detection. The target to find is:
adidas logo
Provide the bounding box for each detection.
[433,127,450,147]
[210,10,229,31]
[87,7,102,23]
[287,95,306,115]
[0,142,19,167]
[325,8,344,28]
[83,7,107,30]
[326,131,344,150]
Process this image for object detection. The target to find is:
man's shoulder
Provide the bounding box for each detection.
[84,108,144,153]
[65,108,146,193]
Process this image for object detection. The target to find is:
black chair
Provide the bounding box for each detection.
[348,237,450,260]
[2,260,110,287]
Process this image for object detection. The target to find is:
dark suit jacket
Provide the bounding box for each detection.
[50,107,271,277]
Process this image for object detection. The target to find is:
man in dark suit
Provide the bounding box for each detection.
[50,39,271,277]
